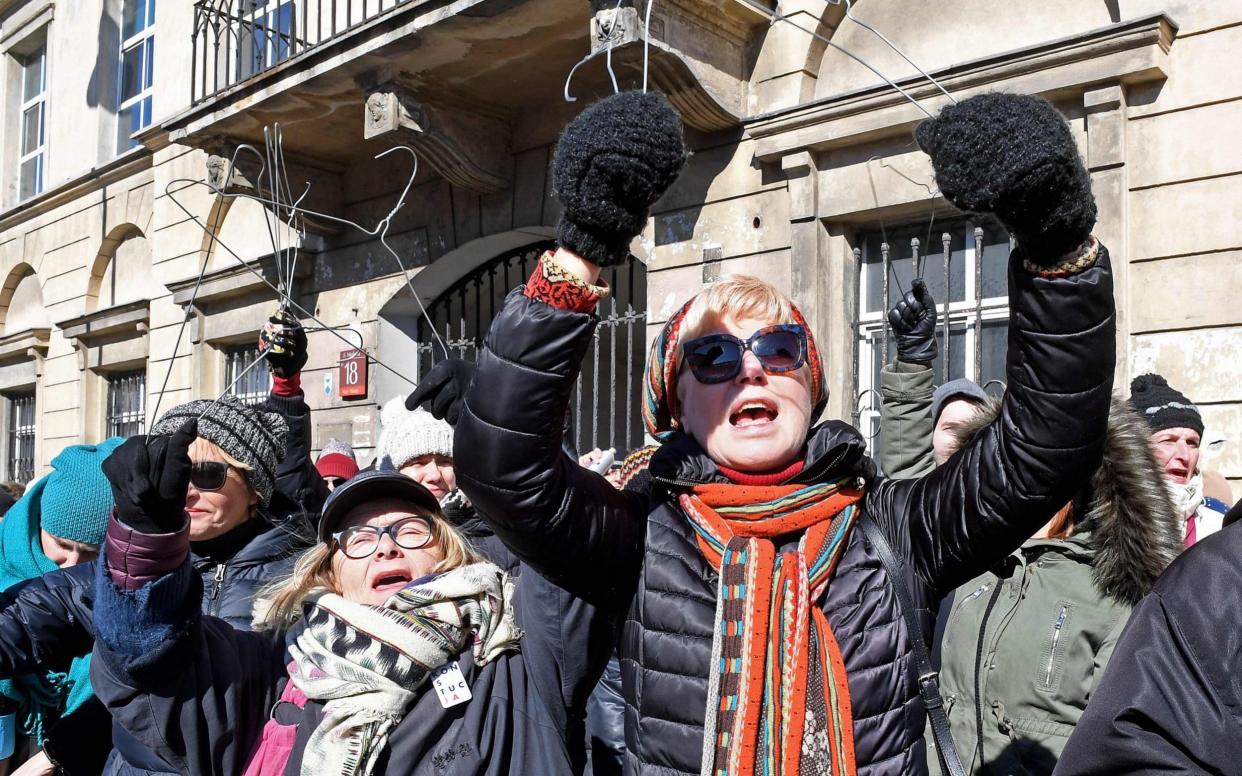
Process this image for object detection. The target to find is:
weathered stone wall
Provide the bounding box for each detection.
[0,0,1235,498]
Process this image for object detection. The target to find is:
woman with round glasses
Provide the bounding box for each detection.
[88,435,610,776]
[414,91,1120,775]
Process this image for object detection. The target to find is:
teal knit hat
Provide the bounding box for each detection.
[39,438,124,546]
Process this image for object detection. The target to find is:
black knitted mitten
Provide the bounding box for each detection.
[915,92,1096,264]
[553,91,687,267]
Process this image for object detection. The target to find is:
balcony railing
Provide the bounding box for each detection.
[191,0,413,104]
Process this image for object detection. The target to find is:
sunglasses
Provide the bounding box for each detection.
[190,461,232,492]
[332,516,434,559]
[682,324,807,384]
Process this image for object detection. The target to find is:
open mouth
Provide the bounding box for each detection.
[729,399,778,427]
[370,572,413,593]
[1167,467,1190,484]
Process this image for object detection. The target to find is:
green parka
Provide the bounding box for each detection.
[930,399,1182,775]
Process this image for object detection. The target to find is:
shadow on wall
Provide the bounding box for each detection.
[87,6,120,110]
[651,126,745,248]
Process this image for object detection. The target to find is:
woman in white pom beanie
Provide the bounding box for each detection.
[377,396,456,500]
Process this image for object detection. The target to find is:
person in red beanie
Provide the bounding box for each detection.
[315,438,359,491]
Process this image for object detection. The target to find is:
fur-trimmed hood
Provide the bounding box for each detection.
[951,397,1181,605]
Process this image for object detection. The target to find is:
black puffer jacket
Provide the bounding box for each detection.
[1053,522,1242,774]
[442,493,520,575]
[454,247,1116,775]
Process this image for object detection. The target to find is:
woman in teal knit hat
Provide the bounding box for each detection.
[0,438,122,775]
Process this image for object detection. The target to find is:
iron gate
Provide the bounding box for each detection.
[415,242,649,458]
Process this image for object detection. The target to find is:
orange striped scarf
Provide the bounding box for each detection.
[681,479,863,776]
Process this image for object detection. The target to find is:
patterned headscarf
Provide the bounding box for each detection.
[642,296,827,439]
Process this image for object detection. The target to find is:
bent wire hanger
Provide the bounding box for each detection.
[156,130,448,432]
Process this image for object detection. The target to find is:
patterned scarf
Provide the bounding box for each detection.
[287,563,521,776]
[681,478,864,776]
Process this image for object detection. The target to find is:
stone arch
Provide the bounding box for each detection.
[0,263,47,334]
[376,230,557,402]
[377,229,649,455]
[749,0,850,110]
[403,228,557,306]
[87,223,152,312]
[196,191,299,274]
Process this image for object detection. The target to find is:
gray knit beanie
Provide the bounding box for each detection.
[150,395,289,507]
[377,397,453,469]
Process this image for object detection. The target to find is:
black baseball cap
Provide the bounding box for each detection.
[318,456,441,543]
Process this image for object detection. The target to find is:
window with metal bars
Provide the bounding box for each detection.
[853,216,1012,449]
[413,242,648,459]
[7,392,35,484]
[106,371,147,439]
[225,344,271,406]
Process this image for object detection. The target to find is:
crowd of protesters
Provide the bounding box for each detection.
[0,89,1235,776]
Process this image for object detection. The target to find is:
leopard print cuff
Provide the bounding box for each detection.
[522,252,611,313]
[1023,237,1100,278]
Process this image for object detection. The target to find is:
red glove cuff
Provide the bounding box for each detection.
[272,372,301,397]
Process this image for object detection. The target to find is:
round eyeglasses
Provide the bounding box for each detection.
[332,516,434,559]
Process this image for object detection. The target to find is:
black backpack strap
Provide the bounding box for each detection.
[858,514,966,776]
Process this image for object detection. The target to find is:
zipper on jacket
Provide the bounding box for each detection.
[209,564,226,616]
[1043,605,1068,685]
[966,583,990,601]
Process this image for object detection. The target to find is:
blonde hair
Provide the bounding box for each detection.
[190,437,253,472]
[678,275,797,355]
[253,510,486,630]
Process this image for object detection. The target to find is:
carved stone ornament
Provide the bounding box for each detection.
[365,91,394,134]
[361,83,512,194]
[206,155,229,190]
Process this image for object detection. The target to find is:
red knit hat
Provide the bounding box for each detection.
[316,438,359,481]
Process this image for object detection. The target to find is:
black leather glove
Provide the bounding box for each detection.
[258,308,308,379]
[405,358,476,426]
[102,420,197,534]
[887,279,938,364]
[553,91,687,266]
[915,92,1096,263]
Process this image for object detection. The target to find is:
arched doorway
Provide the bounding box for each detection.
[411,242,649,458]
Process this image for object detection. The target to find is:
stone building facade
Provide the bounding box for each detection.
[0,0,1236,497]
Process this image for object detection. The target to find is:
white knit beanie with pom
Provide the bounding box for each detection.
[377,396,454,469]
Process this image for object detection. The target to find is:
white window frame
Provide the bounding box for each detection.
[853,218,1012,447]
[17,40,46,201]
[117,0,156,152]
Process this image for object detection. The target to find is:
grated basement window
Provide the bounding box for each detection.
[7,392,34,483]
[106,370,147,439]
[225,344,272,407]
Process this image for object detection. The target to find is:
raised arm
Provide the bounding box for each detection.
[870,93,1116,593]
[878,279,938,479]
[92,427,284,775]
[259,310,330,518]
[414,92,686,605]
